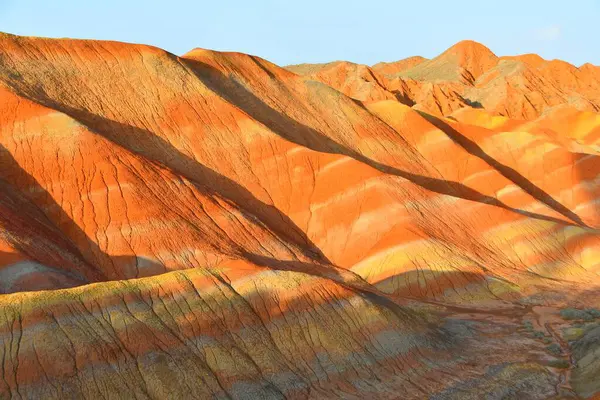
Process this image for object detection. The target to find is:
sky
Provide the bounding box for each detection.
[0,0,598,67]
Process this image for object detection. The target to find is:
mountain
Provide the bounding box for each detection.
[289,40,600,121]
[393,40,500,84]
[0,32,599,398]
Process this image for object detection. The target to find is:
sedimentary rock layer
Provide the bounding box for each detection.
[0,32,598,398]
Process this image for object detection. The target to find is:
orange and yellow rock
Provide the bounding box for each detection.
[0,32,598,398]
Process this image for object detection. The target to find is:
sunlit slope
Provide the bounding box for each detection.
[0,32,598,398]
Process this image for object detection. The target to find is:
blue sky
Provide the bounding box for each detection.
[0,0,598,66]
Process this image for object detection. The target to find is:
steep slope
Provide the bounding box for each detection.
[0,32,598,398]
[0,175,100,292]
[184,48,599,290]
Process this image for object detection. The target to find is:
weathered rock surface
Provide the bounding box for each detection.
[0,32,598,398]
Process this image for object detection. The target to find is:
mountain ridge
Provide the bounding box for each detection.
[0,33,598,399]
[286,39,600,120]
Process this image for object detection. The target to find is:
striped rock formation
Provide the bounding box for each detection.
[0,32,598,398]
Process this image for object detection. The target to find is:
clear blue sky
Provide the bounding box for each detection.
[1,0,598,66]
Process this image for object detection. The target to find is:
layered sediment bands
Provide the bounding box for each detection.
[1,263,437,398]
[0,261,566,399]
[0,32,599,398]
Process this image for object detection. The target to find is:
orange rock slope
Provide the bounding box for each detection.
[0,32,599,398]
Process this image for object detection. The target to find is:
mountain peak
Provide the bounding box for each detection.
[434,40,498,81]
[442,40,497,59]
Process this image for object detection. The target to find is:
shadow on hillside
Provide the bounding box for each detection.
[1,53,590,292]
[460,97,483,108]
[0,84,332,281]
[392,91,416,106]
[239,252,425,326]
[178,57,581,227]
[0,145,169,287]
[416,111,587,227]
